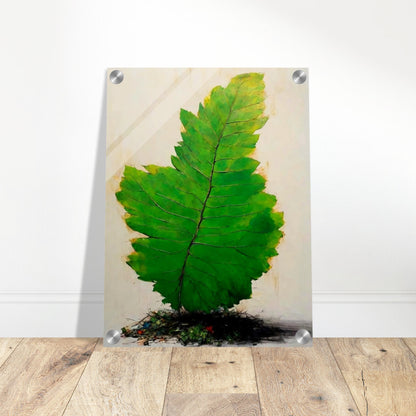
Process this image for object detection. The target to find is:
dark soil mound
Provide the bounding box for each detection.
[121,309,297,346]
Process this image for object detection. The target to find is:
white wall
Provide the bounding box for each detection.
[1,0,415,337]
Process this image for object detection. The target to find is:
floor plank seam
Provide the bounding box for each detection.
[250,347,263,416]
[400,338,416,363]
[160,347,174,416]
[360,369,369,416]
[326,339,363,416]
[60,338,99,416]
[0,338,24,372]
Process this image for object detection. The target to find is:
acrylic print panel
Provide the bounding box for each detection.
[105,68,312,347]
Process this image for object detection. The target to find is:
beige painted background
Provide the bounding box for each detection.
[105,68,311,333]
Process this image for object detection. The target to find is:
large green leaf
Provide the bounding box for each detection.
[116,72,284,312]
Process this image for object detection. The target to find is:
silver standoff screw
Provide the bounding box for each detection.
[292,69,307,84]
[295,328,312,345]
[105,329,121,345]
[109,69,124,84]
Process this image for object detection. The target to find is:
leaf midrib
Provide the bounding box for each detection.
[176,83,243,309]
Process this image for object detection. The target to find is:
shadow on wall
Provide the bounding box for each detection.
[76,76,106,337]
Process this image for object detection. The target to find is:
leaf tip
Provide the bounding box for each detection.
[143,164,159,174]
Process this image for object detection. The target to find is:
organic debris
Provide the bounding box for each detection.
[121,309,296,346]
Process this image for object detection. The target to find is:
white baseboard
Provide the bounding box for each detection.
[0,291,104,304]
[313,290,416,338]
[0,290,415,337]
[313,290,416,303]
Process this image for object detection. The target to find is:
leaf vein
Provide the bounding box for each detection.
[175,80,246,308]
[131,177,198,223]
[155,192,201,212]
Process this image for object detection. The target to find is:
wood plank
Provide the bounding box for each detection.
[64,341,172,416]
[0,338,22,367]
[253,339,360,416]
[0,338,97,416]
[167,347,257,394]
[163,393,261,416]
[329,338,416,416]
[329,338,416,372]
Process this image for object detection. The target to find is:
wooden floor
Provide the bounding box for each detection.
[0,338,415,415]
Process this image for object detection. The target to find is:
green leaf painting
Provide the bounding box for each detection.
[116,73,284,312]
